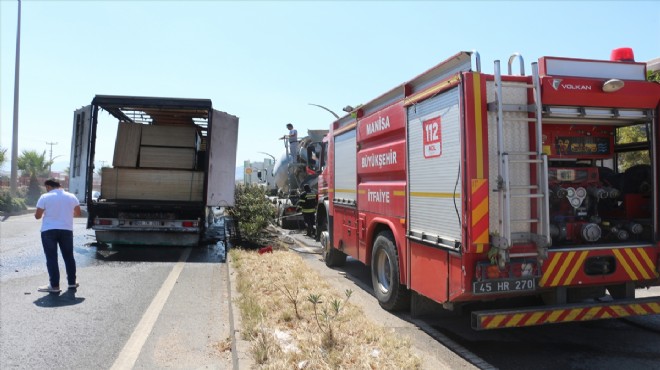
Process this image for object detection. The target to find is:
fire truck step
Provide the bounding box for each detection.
[511,218,539,223]
[511,193,544,199]
[510,185,538,190]
[509,159,543,164]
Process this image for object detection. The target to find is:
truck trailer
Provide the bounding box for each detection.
[69,95,238,246]
[311,49,660,329]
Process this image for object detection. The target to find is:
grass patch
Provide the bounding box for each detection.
[230,247,421,369]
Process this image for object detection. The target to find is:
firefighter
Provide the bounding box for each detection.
[297,184,317,237]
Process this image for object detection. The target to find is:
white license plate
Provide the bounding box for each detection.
[473,278,535,294]
[134,221,160,227]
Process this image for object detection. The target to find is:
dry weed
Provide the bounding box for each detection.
[230,248,421,369]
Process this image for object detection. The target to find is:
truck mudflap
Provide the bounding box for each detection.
[471,296,660,330]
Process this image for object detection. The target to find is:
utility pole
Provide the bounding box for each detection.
[10,0,22,196]
[46,141,57,176]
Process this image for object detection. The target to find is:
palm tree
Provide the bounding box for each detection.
[17,150,52,178]
[17,150,53,205]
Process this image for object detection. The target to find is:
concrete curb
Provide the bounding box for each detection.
[227,252,254,370]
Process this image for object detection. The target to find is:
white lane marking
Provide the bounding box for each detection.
[110,247,191,370]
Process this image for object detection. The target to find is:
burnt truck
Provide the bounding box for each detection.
[69,95,239,246]
[271,129,327,229]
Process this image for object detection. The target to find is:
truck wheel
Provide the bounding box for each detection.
[321,229,346,267]
[371,231,409,311]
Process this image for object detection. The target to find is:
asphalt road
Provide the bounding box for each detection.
[0,213,231,369]
[285,229,660,370]
[3,211,659,370]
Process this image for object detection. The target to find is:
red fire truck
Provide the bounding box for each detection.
[307,48,660,330]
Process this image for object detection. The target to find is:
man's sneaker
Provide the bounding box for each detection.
[37,285,61,293]
[68,283,79,289]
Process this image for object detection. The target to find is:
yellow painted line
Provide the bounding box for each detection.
[334,122,357,136]
[625,248,651,280]
[631,304,647,315]
[526,311,545,325]
[540,252,562,287]
[471,197,488,227]
[613,249,638,280]
[551,251,576,287]
[504,313,525,327]
[564,251,588,286]
[335,189,357,194]
[637,248,659,277]
[111,247,191,370]
[473,73,484,178]
[547,310,564,323]
[358,189,366,194]
[564,308,583,322]
[609,305,631,317]
[486,315,506,329]
[410,192,460,198]
[404,75,461,105]
[393,190,405,196]
[584,307,602,320]
[475,228,489,245]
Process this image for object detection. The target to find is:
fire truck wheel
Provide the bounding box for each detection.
[371,231,410,311]
[320,216,346,267]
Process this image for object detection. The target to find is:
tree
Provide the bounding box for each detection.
[17,150,52,178]
[0,147,6,169]
[17,150,53,205]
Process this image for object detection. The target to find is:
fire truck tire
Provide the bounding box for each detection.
[320,216,346,267]
[323,240,346,267]
[371,231,410,311]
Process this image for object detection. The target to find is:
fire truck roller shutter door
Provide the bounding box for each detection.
[407,87,462,246]
[334,130,357,204]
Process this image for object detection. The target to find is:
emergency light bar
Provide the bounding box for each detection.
[540,57,646,81]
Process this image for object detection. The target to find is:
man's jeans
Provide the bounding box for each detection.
[41,229,76,287]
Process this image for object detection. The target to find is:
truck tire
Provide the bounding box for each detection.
[321,234,346,269]
[371,231,410,311]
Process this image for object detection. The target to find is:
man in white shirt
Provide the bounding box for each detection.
[284,123,298,161]
[34,178,81,293]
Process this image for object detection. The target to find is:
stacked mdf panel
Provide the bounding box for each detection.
[139,147,196,169]
[141,125,198,148]
[102,168,204,201]
[112,122,142,167]
[139,125,198,169]
[104,124,203,201]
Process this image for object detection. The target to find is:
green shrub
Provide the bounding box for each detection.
[228,184,275,243]
[0,191,28,213]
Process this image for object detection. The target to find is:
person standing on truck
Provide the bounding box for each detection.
[297,184,317,237]
[281,123,298,161]
[34,178,82,293]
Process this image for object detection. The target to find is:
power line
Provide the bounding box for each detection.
[46,141,57,175]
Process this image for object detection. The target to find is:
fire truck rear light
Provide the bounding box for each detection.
[476,260,538,281]
[96,219,112,225]
[182,221,197,227]
[610,47,635,62]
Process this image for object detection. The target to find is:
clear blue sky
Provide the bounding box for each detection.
[1,1,659,173]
